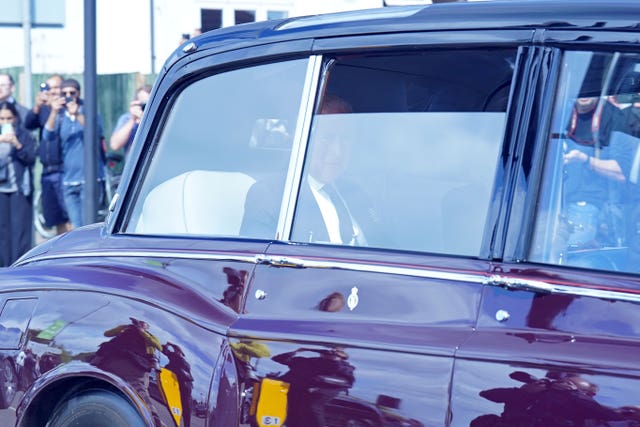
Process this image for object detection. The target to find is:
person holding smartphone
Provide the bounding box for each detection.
[42,78,105,229]
[25,74,64,129]
[109,84,151,155]
[24,74,72,236]
[0,101,37,266]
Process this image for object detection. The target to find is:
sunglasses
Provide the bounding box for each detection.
[62,90,78,96]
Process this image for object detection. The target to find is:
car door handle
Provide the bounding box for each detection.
[485,275,554,293]
[486,274,640,305]
[256,255,306,268]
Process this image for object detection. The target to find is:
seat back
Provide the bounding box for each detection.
[136,170,256,236]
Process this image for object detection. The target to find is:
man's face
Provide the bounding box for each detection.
[0,75,13,102]
[61,86,80,103]
[136,90,150,104]
[47,76,63,97]
[308,126,350,185]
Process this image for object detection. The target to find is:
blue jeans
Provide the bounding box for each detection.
[41,172,69,227]
[63,183,84,228]
[63,182,105,228]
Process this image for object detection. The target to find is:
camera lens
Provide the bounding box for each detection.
[39,83,49,92]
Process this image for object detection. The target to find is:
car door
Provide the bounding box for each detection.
[229,34,528,427]
[101,47,315,425]
[452,35,640,426]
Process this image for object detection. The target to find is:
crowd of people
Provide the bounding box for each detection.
[0,27,202,267]
[0,71,147,267]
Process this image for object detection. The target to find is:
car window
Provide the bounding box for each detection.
[125,58,309,236]
[289,50,517,255]
[530,51,640,273]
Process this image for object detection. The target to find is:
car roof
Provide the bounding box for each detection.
[191,0,638,46]
[162,0,639,75]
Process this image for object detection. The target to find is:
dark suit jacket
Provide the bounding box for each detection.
[240,175,382,244]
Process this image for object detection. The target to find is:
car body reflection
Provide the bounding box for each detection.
[472,370,640,426]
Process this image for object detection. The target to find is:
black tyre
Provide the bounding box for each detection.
[0,358,17,409]
[46,389,146,427]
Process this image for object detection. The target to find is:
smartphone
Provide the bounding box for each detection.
[1,123,13,135]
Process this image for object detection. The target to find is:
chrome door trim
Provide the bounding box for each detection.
[14,250,260,266]
[276,54,323,241]
[17,250,640,304]
[486,274,640,304]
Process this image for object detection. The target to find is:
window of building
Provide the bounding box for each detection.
[267,10,288,20]
[235,9,256,25]
[201,8,222,31]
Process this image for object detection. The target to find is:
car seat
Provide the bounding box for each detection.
[136,170,256,236]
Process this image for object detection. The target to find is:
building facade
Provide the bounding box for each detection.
[0,0,400,76]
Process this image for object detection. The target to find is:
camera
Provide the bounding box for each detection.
[65,96,75,104]
[140,102,146,111]
[39,82,50,92]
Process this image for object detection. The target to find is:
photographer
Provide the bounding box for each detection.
[0,101,36,266]
[25,74,64,134]
[110,85,151,155]
[42,78,105,229]
[24,74,71,235]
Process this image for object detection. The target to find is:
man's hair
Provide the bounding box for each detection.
[136,84,152,95]
[61,78,81,91]
[319,94,352,114]
[0,100,19,118]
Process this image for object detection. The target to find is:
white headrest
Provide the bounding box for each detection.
[137,170,255,236]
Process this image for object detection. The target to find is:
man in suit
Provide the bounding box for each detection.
[240,94,381,245]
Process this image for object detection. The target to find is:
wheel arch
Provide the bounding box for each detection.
[16,361,154,427]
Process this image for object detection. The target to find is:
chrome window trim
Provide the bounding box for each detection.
[16,250,640,304]
[14,251,260,267]
[18,251,486,285]
[276,54,323,241]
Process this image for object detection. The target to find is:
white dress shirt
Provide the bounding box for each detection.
[307,175,365,245]
[308,175,343,243]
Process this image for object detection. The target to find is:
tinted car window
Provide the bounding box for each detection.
[126,58,309,236]
[530,51,640,273]
[126,49,517,257]
[290,50,517,255]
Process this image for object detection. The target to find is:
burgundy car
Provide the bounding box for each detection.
[3,0,640,426]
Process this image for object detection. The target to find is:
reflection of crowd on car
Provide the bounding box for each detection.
[472,370,640,427]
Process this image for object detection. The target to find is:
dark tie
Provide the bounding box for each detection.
[322,184,354,244]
